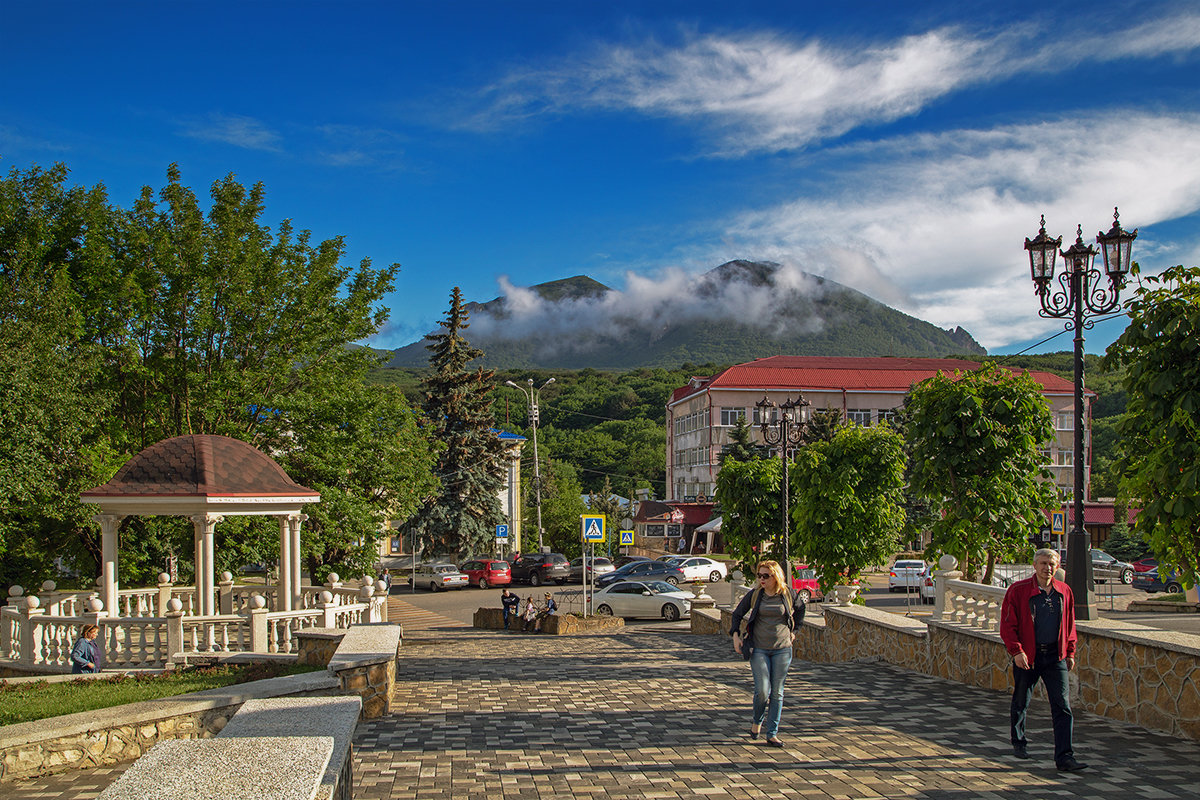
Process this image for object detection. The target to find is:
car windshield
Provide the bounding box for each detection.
[433,565,455,574]
[644,581,678,594]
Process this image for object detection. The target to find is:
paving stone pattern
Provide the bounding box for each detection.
[9,627,1199,799]
[355,629,1200,800]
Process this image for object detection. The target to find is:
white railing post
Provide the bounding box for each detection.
[157,573,174,616]
[2,585,24,655]
[39,580,61,615]
[165,599,185,661]
[218,571,235,615]
[374,580,389,622]
[19,596,44,665]
[933,555,962,621]
[323,573,342,605]
[359,584,377,623]
[319,591,338,627]
[247,595,269,652]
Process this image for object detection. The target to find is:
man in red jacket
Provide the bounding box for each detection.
[999,548,1086,772]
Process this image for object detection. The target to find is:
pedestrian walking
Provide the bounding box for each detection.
[534,591,558,632]
[521,596,538,632]
[501,588,520,630]
[729,559,804,747]
[381,568,392,594]
[70,624,106,674]
[999,547,1087,772]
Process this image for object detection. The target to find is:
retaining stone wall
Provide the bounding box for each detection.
[472,607,624,634]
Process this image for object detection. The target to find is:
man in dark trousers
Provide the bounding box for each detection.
[500,588,520,630]
[999,548,1087,772]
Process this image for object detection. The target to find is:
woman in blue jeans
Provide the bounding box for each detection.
[730,559,805,747]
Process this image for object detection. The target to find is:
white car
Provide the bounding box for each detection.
[409,563,468,591]
[670,556,728,583]
[593,580,692,621]
[919,568,937,605]
[889,560,928,592]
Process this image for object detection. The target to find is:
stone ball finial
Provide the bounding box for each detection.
[360,575,374,587]
[87,597,104,612]
[249,594,267,610]
[359,585,374,599]
[319,590,334,604]
[1055,567,1066,582]
[375,580,387,594]
[24,595,41,610]
[326,573,340,585]
[8,585,24,598]
[95,575,103,587]
[167,598,184,613]
[220,571,233,583]
[41,580,57,592]
[938,554,958,571]
[158,572,172,584]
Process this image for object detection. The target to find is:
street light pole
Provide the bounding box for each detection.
[506,378,555,552]
[755,395,811,567]
[1025,208,1137,621]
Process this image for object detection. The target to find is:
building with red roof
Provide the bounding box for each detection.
[667,356,1092,507]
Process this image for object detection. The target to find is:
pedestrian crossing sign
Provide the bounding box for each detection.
[620,529,635,546]
[581,515,605,542]
[1051,511,1065,534]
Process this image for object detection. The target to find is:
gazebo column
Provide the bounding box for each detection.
[288,513,307,610]
[277,514,293,611]
[190,514,223,616]
[94,514,124,617]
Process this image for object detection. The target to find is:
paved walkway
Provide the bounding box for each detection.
[8,627,1199,799]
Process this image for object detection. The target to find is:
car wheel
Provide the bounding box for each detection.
[596,604,613,616]
[429,582,438,592]
[709,570,722,582]
[665,576,679,585]
[662,604,680,622]
[530,572,542,587]
[556,579,566,585]
[1120,568,1133,584]
[1166,583,1183,594]
[798,589,811,602]
[478,577,489,590]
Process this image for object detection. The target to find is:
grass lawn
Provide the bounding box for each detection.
[0,662,322,726]
[1145,592,1187,602]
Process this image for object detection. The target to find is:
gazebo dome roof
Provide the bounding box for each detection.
[83,434,315,499]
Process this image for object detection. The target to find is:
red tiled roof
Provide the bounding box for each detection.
[82,435,316,498]
[671,356,1081,404]
[1062,504,1140,526]
[675,504,716,525]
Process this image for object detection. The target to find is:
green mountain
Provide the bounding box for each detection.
[386,261,985,369]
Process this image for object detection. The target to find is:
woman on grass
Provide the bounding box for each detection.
[729,560,805,747]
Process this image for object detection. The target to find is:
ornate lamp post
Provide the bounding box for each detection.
[755,395,811,566]
[506,378,555,552]
[1025,208,1137,621]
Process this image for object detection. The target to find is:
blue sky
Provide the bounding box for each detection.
[4,1,1199,356]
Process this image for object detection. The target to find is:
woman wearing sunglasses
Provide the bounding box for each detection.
[729,559,805,747]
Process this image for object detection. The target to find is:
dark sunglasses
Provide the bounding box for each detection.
[757,573,772,579]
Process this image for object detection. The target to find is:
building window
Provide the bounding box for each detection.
[1039,447,1051,465]
[1054,449,1074,467]
[879,409,898,425]
[1057,411,1074,431]
[390,536,402,554]
[847,409,872,427]
[752,406,778,425]
[720,407,745,426]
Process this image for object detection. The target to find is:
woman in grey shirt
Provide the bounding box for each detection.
[730,559,805,747]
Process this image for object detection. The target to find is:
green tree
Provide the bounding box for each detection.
[719,415,766,464]
[587,476,624,558]
[531,459,588,558]
[904,363,1058,583]
[411,288,508,556]
[790,424,907,593]
[714,458,782,578]
[1107,264,1200,589]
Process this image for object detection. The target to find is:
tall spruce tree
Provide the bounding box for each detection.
[413,288,508,555]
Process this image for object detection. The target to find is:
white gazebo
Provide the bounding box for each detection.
[80,434,320,617]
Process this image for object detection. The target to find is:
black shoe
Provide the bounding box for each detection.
[1057,757,1088,772]
[750,727,760,740]
[766,737,784,748]
[1013,744,1030,759]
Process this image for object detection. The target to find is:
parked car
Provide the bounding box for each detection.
[592,580,692,621]
[510,553,571,586]
[1090,549,1134,584]
[569,556,615,582]
[1131,556,1159,573]
[671,556,728,583]
[889,560,928,592]
[409,563,468,592]
[596,560,685,589]
[920,568,937,605]
[459,559,511,589]
[790,563,824,603]
[1131,567,1185,594]
[612,555,652,569]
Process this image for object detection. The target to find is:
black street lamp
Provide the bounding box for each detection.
[755,395,811,566]
[1025,208,1137,621]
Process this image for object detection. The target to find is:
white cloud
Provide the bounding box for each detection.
[180,113,282,152]
[472,11,1200,154]
[719,112,1200,348]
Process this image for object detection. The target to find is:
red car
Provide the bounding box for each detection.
[459,558,512,589]
[790,563,824,602]
[1131,557,1159,573]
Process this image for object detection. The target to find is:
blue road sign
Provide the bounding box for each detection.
[619,529,634,546]
[581,515,605,543]
[496,524,509,540]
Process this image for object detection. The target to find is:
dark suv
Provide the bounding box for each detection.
[511,553,571,586]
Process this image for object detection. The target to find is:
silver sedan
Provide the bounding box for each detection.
[592,580,692,621]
